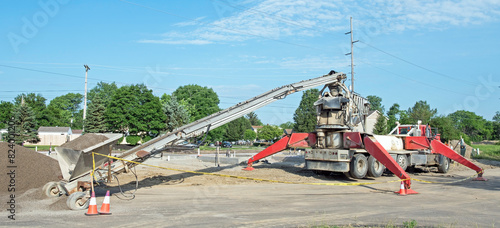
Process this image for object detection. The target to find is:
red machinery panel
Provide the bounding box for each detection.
[289,133,316,148]
[405,136,430,150]
[343,132,363,149]
[244,133,315,171]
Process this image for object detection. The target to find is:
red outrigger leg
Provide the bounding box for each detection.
[430,140,487,181]
[243,133,315,171]
[363,136,418,195]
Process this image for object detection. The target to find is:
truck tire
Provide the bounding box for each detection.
[437,155,450,173]
[367,156,385,178]
[396,154,408,171]
[349,154,368,179]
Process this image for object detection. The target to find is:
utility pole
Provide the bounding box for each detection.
[83,65,90,131]
[345,17,358,93]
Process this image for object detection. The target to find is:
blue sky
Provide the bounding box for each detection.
[1,0,499,125]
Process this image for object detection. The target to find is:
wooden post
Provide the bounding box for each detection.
[107,144,112,183]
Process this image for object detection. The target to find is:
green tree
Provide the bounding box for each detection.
[49,93,83,115]
[367,95,384,113]
[173,85,220,122]
[88,82,118,107]
[163,95,190,132]
[160,93,171,105]
[48,93,84,128]
[38,105,64,127]
[12,103,39,144]
[493,121,500,140]
[106,84,166,135]
[0,101,14,129]
[279,121,294,130]
[386,103,400,132]
[492,112,500,140]
[293,89,319,133]
[246,112,263,126]
[429,116,461,142]
[84,82,118,130]
[399,110,412,124]
[448,110,490,142]
[14,93,47,128]
[73,110,84,129]
[484,121,495,140]
[407,100,436,124]
[208,125,227,142]
[373,114,388,134]
[85,94,107,133]
[14,93,46,113]
[225,117,251,141]
[258,125,283,141]
[243,129,256,142]
[493,111,500,122]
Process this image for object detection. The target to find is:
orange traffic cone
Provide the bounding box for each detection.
[395,181,407,196]
[99,190,112,215]
[85,191,99,216]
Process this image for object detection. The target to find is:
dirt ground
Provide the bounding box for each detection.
[1,151,499,227]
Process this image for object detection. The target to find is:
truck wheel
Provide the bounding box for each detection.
[437,155,450,173]
[367,156,385,178]
[43,182,62,198]
[66,192,89,210]
[396,154,408,171]
[349,154,368,179]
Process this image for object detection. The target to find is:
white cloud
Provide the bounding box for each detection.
[140,0,500,45]
[173,16,207,27]
[279,56,350,70]
[355,0,500,32]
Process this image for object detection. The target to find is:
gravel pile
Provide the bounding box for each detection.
[0,142,62,194]
[60,133,108,150]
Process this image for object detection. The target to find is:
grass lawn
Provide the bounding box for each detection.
[24,145,53,151]
[472,144,500,161]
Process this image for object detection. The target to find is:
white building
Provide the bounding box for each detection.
[32,127,72,146]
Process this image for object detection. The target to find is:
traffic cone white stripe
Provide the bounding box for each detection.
[102,196,110,204]
[89,197,97,205]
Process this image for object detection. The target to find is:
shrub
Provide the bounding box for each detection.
[142,135,152,143]
[126,135,141,146]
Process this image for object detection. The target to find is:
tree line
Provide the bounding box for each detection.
[0,82,289,145]
[368,95,500,144]
[2,86,497,146]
